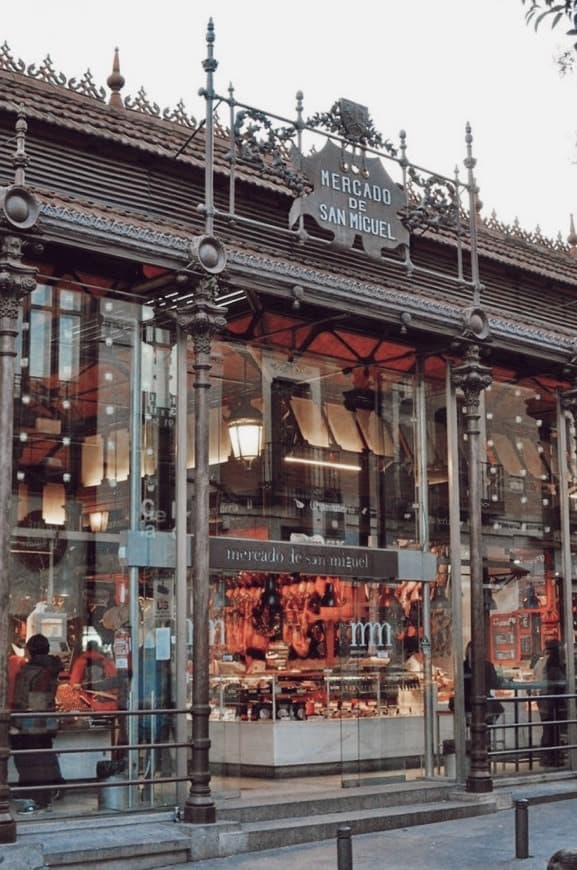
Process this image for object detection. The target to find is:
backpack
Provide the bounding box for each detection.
[13,659,59,734]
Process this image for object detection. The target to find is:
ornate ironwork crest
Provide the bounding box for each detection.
[307,98,395,153]
[339,99,370,143]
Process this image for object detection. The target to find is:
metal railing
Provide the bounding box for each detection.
[487,688,577,774]
[7,706,192,811]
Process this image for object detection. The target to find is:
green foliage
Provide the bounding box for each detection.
[522,1,577,52]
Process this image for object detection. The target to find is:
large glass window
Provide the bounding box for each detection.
[206,340,419,548]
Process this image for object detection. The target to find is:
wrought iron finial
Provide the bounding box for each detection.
[464,122,482,211]
[201,18,218,236]
[107,48,125,109]
[399,130,407,168]
[203,19,218,77]
[0,109,40,232]
[13,107,29,186]
[463,122,482,305]
[568,213,577,248]
[295,91,304,130]
[464,122,476,171]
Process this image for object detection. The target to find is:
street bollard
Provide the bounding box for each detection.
[337,825,353,870]
[515,798,529,859]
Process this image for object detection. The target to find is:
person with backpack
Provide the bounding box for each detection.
[10,633,64,813]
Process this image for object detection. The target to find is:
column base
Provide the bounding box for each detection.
[183,802,216,825]
[0,812,16,844]
[466,773,493,794]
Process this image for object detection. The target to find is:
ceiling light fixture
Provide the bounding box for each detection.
[284,455,361,472]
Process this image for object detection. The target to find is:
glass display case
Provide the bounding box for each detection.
[209,668,423,722]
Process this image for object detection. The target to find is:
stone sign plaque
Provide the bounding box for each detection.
[289,139,409,257]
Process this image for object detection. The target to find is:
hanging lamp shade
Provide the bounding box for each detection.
[227,397,263,465]
[89,510,109,533]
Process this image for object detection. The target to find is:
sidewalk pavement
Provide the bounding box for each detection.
[174,797,577,869]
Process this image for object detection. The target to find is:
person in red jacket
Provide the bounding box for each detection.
[69,641,117,690]
[7,641,26,708]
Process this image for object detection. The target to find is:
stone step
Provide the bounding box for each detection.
[217,797,498,857]
[216,780,455,823]
[13,788,497,868]
[19,820,196,870]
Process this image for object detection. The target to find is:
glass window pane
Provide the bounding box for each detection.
[29,310,51,378]
[59,315,79,381]
[30,284,52,306]
[59,288,82,311]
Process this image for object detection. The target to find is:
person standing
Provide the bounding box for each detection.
[10,633,64,813]
[462,641,504,726]
[538,640,567,767]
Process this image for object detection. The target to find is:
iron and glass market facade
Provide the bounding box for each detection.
[1,26,577,833]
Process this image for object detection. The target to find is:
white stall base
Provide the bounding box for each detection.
[210,715,453,773]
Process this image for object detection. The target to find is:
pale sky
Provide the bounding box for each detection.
[2,1,575,241]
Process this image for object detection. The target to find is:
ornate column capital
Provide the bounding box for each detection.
[0,234,37,319]
[176,276,227,355]
[451,342,492,418]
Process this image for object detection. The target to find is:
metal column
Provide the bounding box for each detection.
[446,363,467,782]
[557,393,577,768]
[452,344,492,793]
[415,358,434,776]
[175,325,190,805]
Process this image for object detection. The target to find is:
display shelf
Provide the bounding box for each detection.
[209,667,423,722]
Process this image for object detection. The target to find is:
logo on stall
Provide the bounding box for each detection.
[289,140,408,257]
[349,620,393,650]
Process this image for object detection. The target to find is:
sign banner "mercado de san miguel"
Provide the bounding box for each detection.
[289,139,409,257]
[120,531,436,582]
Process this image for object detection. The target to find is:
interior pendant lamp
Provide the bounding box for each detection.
[227,395,263,466]
[89,510,109,533]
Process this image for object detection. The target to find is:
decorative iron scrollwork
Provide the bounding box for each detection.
[124,87,161,118]
[0,42,25,74]
[483,210,568,252]
[232,109,305,195]
[68,70,106,102]
[163,99,196,129]
[401,169,460,233]
[27,55,67,87]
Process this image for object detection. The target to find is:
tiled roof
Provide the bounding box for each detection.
[0,64,283,193]
[1,46,576,288]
